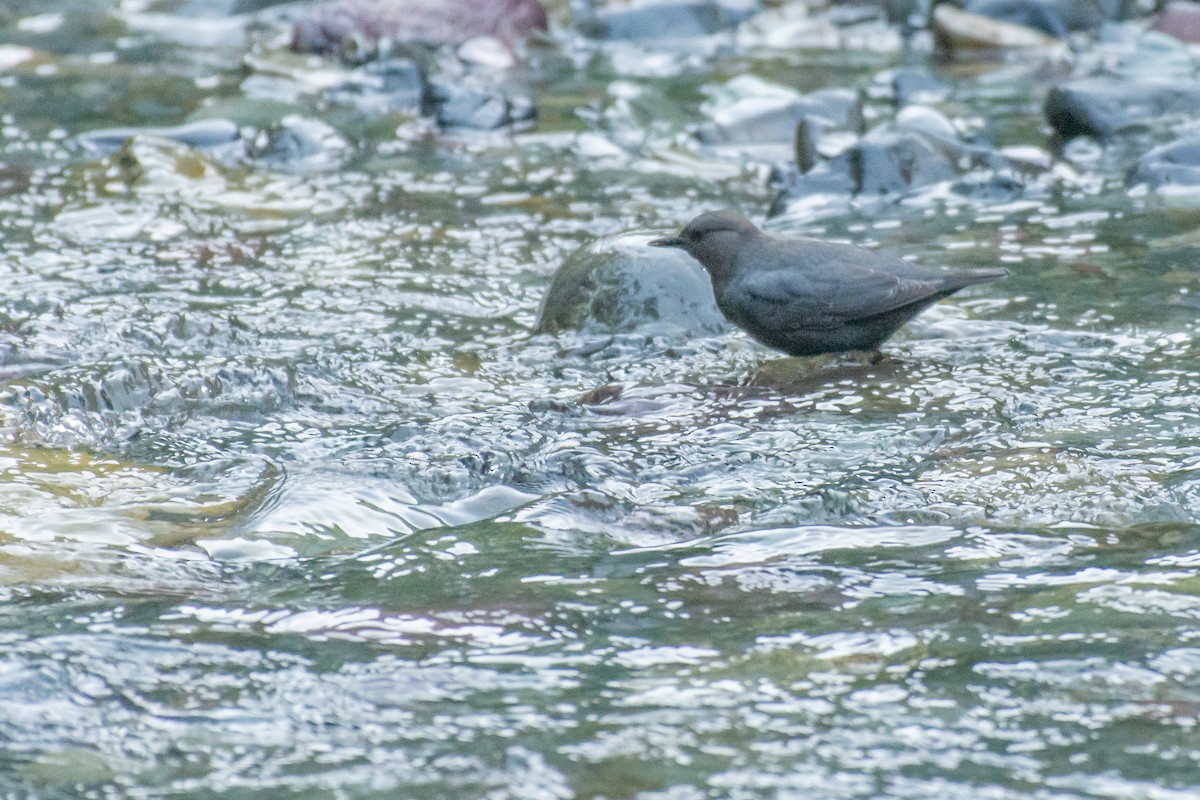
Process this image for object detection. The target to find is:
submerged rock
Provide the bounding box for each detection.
[932,3,1060,52]
[772,105,1029,211]
[1128,136,1200,188]
[695,88,860,146]
[246,116,349,171]
[578,0,756,40]
[291,0,548,59]
[963,0,1117,37]
[77,119,241,154]
[535,232,729,336]
[325,58,431,115]
[1151,1,1200,44]
[1046,79,1200,140]
[430,81,536,129]
[891,67,950,107]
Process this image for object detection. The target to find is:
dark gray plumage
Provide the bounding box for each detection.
[649,210,1006,357]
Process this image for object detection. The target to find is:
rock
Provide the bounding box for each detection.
[456,35,516,69]
[966,0,1072,38]
[535,232,729,336]
[325,58,431,115]
[951,172,1026,200]
[1105,30,1195,81]
[695,88,860,146]
[1128,136,1200,188]
[960,0,1118,37]
[771,106,1035,213]
[291,0,548,60]
[932,3,1060,52]
[736,2,902,51]
[793,107,961,195]
[76,119,241,154]
[891,67,950,107]
[246,116,349,171]
[429,82,535,129]
[1151,1,1200,44]
[577,0,756,40]
[1045,79,1200,140]
[844,127,960,195]
[884,0,931,32]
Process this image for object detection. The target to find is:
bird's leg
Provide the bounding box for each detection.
[861,350,884,366]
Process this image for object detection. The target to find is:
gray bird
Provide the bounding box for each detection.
[649,210,1006,357]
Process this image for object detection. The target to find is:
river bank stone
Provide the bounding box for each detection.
[771,105,1031,211]
[1128,136,1200,188]
[325,58,431,116]
[291,0,548,60]
[430,81,536,129]
[578,0,757,40]
[77,119,242,154]
[535,232,729,336]
[1046,79,1200,140]
[932,3,1060,53]
[1151,1,1200,43]
[695,87,860,146]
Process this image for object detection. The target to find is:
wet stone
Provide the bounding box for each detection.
[891,67,950,107]
[695,88,861,146]
[932,3,1060,52]
[325,58,431,115]
[246,116,350,171]
[1151,1,1200,44]
[76,119,242,154]
[1046,79,1200,140]
[535,232,729,337]
[951,172,1027,200]
[963,0,1090,38]
[1127,136,1200,188]
[291,0,548,60]
[772,106,1020,209]
[430,82,535,129]
[577,0,757,40]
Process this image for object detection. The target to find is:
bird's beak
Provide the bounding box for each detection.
[649,236,684,248]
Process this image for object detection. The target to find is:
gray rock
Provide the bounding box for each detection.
[77,119,241,154]
[535,232,730,336]
[577,0,756,40]
[1152,1,1200,43]
[1046,79,1200,140]
[1128,136,1200,188]
[326,58,431,115]
[891,67,950,107]
[695,88,860,146]
[430,83,535,129]
[246,116,349,171]
[291,0,548,60]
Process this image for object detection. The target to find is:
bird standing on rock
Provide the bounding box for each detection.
[649,211,1007,358]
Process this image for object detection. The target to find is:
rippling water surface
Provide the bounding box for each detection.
[3,1,1200,798]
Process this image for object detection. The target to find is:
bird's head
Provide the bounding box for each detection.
[649,210,760,282]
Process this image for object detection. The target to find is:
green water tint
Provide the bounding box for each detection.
[2,2,1200,798]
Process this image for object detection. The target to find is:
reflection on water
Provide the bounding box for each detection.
[2,1,1200,798]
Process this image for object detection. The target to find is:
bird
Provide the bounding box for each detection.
[649,210,1006,358]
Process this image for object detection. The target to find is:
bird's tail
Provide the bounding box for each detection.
[949,267,1008,288]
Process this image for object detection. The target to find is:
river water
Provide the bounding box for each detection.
[2,1,1200,798]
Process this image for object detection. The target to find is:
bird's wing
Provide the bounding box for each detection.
[731,266,945,330]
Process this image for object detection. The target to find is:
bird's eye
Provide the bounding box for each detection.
[688,229,702,241]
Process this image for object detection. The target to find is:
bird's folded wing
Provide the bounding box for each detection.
[734,268,944,328]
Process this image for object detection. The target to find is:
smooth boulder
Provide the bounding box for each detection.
[578,0,756,40]
[1128,137,1200,188]
[291,0,548,59]
[1046,79,1200,140]
[535,232,729,336]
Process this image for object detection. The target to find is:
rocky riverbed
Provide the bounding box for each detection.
[2,0,1200,797]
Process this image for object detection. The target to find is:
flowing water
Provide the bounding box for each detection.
[2,2,1200,798]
